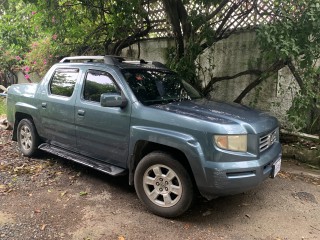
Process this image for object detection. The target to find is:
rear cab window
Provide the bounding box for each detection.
[49,68,79,97]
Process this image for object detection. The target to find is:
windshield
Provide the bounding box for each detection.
[122,69,202,105]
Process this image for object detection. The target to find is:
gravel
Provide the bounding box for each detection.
[1,128,320,240]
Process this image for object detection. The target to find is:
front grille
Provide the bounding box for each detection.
[259,129,277,152]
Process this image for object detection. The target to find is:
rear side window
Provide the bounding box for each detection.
[83,70,120,102]
[50,68,79,97]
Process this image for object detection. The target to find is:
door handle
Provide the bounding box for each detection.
[77,109,85,116]
[41,102,47,108]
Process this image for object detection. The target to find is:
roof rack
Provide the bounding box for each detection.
[59,55,125,64]
[59,55,168,70]
[122,60,168,69]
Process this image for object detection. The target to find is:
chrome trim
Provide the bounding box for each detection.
[259,129,277,152]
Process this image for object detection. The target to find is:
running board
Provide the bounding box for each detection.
[38,143,126,176]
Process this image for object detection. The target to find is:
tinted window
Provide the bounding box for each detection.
[83,70,120,102]
[50,69,79,97]
[121,69,201,105]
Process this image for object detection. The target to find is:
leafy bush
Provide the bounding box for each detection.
[0,97,6,116]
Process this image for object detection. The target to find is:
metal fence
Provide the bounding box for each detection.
[143,0,278,38]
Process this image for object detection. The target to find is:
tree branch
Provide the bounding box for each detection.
[287,60,304,91]
[59,3,83,8]
[113,16,153,55]
[234,61,286,103]
[205,0,230,22]
[203,69,263,96]
[217,7,254,39]
[75,23,106,54]
[77,0,111,14]
[215,2,241,38]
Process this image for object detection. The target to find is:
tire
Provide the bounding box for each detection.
[17,119,40,157]
[134,151,194,218]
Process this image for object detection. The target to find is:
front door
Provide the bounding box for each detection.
[75,69,131,167]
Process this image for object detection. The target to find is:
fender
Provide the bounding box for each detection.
[6,82,39,129]
[128,126,209,188]
[15,102,38,114]
[11,102,41,141]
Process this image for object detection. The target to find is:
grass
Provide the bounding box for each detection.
[0,97,7,116]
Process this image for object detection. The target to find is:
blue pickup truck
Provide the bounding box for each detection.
[6,56,281,217]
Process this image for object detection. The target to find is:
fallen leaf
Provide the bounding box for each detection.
[34,209,41,213]
[202,210,212,216]
[79,191,88,196]
[241,203,250,206]
[118,236,125,240]
[40,224,48,231]
[60,191,67,197]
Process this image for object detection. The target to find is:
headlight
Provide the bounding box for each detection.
[214,135,247,152]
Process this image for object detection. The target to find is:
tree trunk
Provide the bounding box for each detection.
[287,60,304,91]
[162,0,192,59]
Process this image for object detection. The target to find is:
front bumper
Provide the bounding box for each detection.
[198,142,282,200]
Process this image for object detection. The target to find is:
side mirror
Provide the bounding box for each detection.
[100,92,128,108]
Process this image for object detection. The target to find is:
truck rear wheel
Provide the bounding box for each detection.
[17,119,39,157]
[134,151,194,218]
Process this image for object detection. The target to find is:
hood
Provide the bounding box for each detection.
[151,99,278,134]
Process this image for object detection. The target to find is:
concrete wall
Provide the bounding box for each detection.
[123,31,298,127]
[197,31,300,127]
[17,72,42,84]
[198,31,272,106]
[124,38,174,62]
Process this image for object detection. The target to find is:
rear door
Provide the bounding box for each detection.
[75,68,131,167]
[39,68,80,151]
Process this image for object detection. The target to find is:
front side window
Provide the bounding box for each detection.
[83,70,120,102]
[121,69,201,105]
[50,68,79,97]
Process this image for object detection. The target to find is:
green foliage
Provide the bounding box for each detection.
[0,98,6,116]
[287,68,320,132]
[0,0,35,76]
[25,37,63,76]
[0,1,35,50]
[257,0,320,66]
[1,0,149,79]
[165,16,215,90]
[167,40,203,88]
[257,0,320,133]
[29,0,147,54]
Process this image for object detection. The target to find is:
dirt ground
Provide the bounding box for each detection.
[1,128,320,240]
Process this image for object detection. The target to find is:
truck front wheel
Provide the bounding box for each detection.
[134,152,194,218]
[17,119,39,157]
